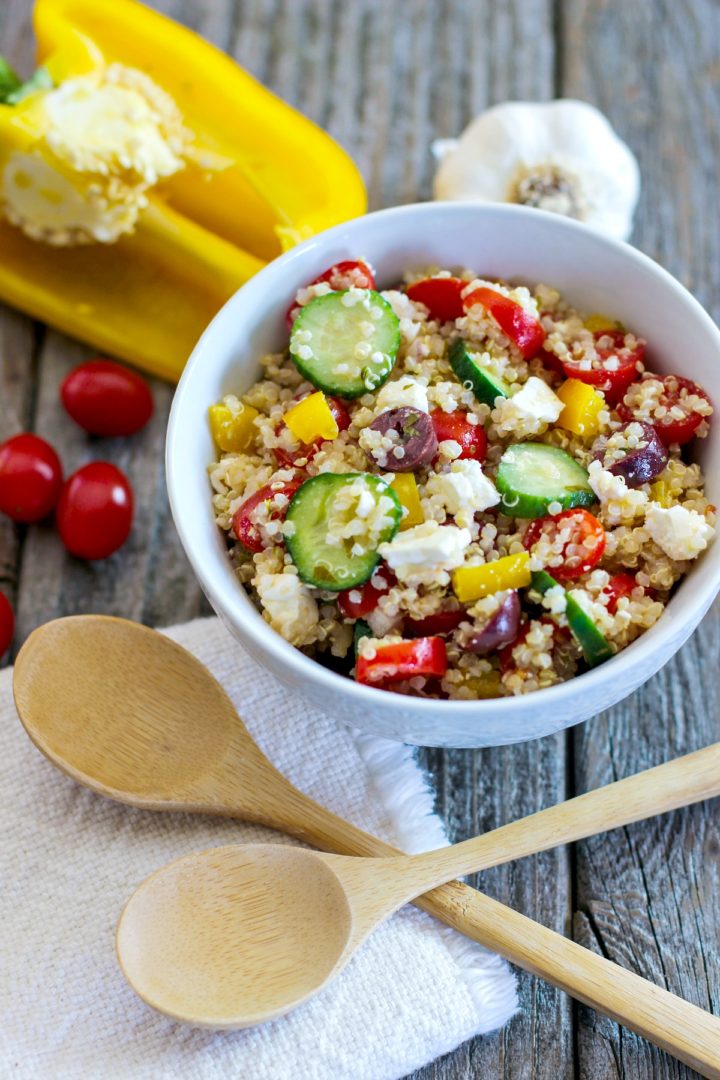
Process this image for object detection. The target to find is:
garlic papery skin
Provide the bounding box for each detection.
[433,100,640,241]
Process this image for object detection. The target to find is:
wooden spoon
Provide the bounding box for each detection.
[13,616,720,1076]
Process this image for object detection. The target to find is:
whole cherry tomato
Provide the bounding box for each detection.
[0,433,63,523]
[61,359,154,437]
[274,397,351,468]
[337,567,395,619]
[430,409,488,462]
[406,277,465,322]
[619,374,711,446]
[561,329,643,403]
[463,285,546,358]
[286,260,376,325]
[523,509,606,582]
[0,592,14,658]
[56,462,134,560]
[231,480,304,553]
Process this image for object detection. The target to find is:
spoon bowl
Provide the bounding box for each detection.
[117,844,354,1027]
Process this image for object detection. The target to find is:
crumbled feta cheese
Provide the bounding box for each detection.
[425,459,500,527]
[644,503,715,561]
[378,520,470,586]
[587,460,647,523]
[492,377,563,437]
[375,375,430,415]
[256,572,319,645]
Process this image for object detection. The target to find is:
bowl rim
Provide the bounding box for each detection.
[167,199,720,716]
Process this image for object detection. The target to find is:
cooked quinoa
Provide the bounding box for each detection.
[208,260,715,699]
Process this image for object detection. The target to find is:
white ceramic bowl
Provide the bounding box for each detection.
[167,202,720,748]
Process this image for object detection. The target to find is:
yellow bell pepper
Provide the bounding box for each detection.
[584,314,620,333]
[283,392,339,444]
[555,378,605,437]
[0,0,366,381]
[462,670,504,699]
[208,399,259,453]
[452,552,531,604]
[390,474,424,530]
[650,480,673,507]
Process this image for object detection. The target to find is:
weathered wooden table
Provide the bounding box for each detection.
[2,1,719,1076]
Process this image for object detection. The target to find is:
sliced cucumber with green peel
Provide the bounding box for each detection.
[496,443,596,518]
[449,338,512,405]
[531,570,614,667]
[286,472,402,590]
[289,290,400,399]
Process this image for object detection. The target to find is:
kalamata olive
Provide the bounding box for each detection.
[466,590,521,656]
[599,421,668,487]
[368,407,438,472]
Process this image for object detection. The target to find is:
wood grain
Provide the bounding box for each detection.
[1,0,719,1077]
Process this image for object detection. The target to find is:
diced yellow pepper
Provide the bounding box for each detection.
[462,670,504,699]
[283,391,339,444]
[650,480,672,507]
[208,401,259,453]
[452,552,531,603]
[584,314,620,333]
[390,473,424,530]
[555,378,605,438]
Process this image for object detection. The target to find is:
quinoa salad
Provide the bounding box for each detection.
[208,259,715,699]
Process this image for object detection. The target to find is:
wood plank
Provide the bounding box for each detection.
[560,1,720,1077]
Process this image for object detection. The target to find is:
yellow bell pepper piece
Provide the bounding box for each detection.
[208,400,259,453]
[462,670,504,699]
[650,480,673,507]
[283,392,339,444]
[452,552,531,604]
[390,474,424,530]
[555,379,605,438]
[0,0,366,382]
[584,314,620,333]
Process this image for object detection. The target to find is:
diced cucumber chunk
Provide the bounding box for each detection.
[353,620,372,655]
[496,443,596,518]
[530,570,614,667]
[449,338,512,405]
[286,472,402,590]
[289,290,400,399]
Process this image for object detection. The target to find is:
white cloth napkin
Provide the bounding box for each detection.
[0,616,517,1080]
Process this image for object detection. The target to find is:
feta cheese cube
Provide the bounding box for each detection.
[645,503,715,561]
[375,375,429,414]
[587,460,647,523]
[425,459,500,527]
[378,520,470,586]
[492,377,563,437]
[256,572,319,645]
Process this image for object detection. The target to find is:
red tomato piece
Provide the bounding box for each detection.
[273,397,351,467]
[602,573,638,614]
[355,636,448,686]
[463,286,546,358]
[0,433,63,523]
[0,592,14,658]
[231,480,304,553]
[523,509,606,582]
[60,359,154,437]
[406,277,465,322]
[562,330,643,403]
[56,462,133,560]
[405,608,466,637]
[620,374,711,446]
[286,259,376,325]
[338,567,395,619]
[430,409,488,462]
[536,348,565,376]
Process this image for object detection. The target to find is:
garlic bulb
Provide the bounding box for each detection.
[433,100,640,241]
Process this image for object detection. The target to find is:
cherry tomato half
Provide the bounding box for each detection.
[0,592,14,658]
[523,509,606,582]
[56,462,133,560]
[562,330,643,403]
[430,409,487,462]
[620,374,711,446]
[602,573,638,614]
[463,286,546,358]
[355,636,447,686]
[231,480,304,553]
[406,277,465,322]
[60,359,154,437]
[405,607,466,637]
[0,433,63,523]
[274,397,351,468]
[286,259,376,325]
[338,567,395,619]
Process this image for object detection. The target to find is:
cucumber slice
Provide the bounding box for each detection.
[286,472,402,590]
[353,620,372,655]
[289,290,400,399]
[531,570,614,667]
[496,443,596,518]
[449,338,512,405]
